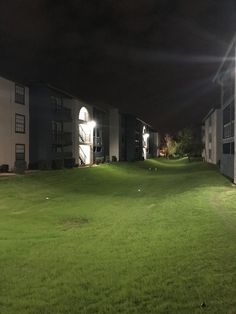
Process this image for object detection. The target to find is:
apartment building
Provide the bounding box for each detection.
[202,108,221,165]
[109,108,159,162]
[29,84,95,168]
[0,76,29,170]
[214,35,236,180]
[0,76,159,171]
[93,105,109,163]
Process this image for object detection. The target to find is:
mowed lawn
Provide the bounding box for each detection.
[1,159,236,314]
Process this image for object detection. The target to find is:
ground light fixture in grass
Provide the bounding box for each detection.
[1,158,236,313]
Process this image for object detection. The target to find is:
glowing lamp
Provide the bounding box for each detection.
[143,133,150,139]
[88,120,96,128]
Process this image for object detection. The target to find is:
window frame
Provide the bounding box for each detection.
[15,144,25,161]
[15,114,25,134]
[15,84,25,105]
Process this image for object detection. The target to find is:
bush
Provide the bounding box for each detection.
[64,158,75,168]
[111,156,117,162]
[95,157,104,164]
[14,160,27,174]
[52,159,64,170]
[28,162,38,170]
[0,164,9,173]
[38,160,52,170]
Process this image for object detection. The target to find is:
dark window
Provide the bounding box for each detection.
[15,114,25,133]
[223,103,234,139]
[223,143,231,154]
[209,116,212,127]
[15,84,25,104]
[208,133,212,143]
[52,121,63,148]
[209,149,211,159]
[52,121,63,134]
[51,96,63,112]
[223,123,231,138]
[52,145,63,153]
[15,144,25,160]
[231,142,235,155]
[223,105,230,125]
[231,121,235,137]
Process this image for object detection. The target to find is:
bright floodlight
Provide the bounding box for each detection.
[88,120,96,128]
[143,133,150,139]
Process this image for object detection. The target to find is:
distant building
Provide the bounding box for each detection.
[93,105,109,163]
[202,108,221,165]
[109,108,159,162]
[0,76,29,170]
[0,76,159,171]
[29,84,95,168]
[213,35,236,180]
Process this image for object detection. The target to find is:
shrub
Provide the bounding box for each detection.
[111,156,117,162]
[0,164,9,173]
[38,160,52,170]
[14,160,27,174]
[28,162,38,170]
[64,158,75,168]
[95,157,104,164]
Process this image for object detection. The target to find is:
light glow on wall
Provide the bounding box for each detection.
[87,120,96,128]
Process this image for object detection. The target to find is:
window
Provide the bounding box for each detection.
[52,145,63,153]
[208,149,211,159]
[208,116,212,127]
[223,103,234,139]
[231,142,235,155]
[223,123,231,138]
[15,84,25,104]
[15,144,25,160]
[52,121,63,134]
[208,133,212,143]
[223,105,230,125]
[223,143,231,154]
[15,114,25,133]
[52,121,64,153]
[51,96,63,112]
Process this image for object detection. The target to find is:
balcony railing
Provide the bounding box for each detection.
[52,106,72,121]
[52,132,72,146]
[79,124,91,143]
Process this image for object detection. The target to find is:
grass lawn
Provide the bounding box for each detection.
[1,158,236,313]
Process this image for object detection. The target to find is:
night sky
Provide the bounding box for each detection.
[0,0,236,133]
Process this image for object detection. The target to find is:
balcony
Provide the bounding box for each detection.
[79,124,91,144]
[52,132,72,146]
[52,106,72,122]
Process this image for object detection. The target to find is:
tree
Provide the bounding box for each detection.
[177,128,202,160]
[164,134,178,158]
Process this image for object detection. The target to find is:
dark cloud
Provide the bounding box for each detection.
[0,0,236,133]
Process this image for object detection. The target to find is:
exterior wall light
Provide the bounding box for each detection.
[88,120,96,128]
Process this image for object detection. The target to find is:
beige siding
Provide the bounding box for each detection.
[203,109,221,165]
[0,77,29,170]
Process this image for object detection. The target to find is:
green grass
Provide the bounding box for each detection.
[1,158,236,313]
